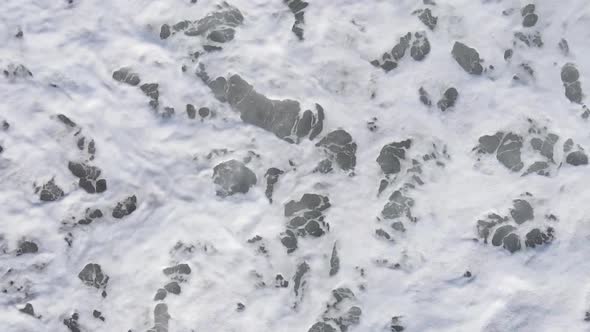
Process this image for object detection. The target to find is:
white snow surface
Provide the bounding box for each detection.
[1,0,590,331]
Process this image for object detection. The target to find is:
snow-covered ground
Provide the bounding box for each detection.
[1,0,590,331]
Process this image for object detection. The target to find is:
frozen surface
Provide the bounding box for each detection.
[2,0,590,331]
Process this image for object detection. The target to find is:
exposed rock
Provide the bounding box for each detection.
[514,31,543,48]
[419,87,432,106]
[18,303,36,317]
[147,303,170,332]
[510,199,534,224]
[308,322,336,332]
[197,68,324,143]
[284,0,308,40]
[491,225,516,246]
[566,151,588,166]
[377,140,412,175]
[285,194,330,216]
[502,233,521,253]
[329,242,340,276]
[496,133,524,171]
[417,8,437,30]
[213,159,257,197]
[293,261,309,307]
[63,313,80,332]
[78,263,109,289]
[164,281,181,295]
[163,264,191,276]
[559,39,569,56]
[452,42,483,75]
[316,129,357,171]
[154,288,167,301]
[561,63,583,103]
[38,179,64,202]
[112,195,137,218]
[382,190,414,220]
[410,32,431,61]
[16,241,38,256]
[437,87,458,112]
[264,167,284,203]
[112,67,140,86]
[186,104,196,119]
[525,228,554,248]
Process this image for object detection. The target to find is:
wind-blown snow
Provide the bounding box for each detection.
[1,0,590,331]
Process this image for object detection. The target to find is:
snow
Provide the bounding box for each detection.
[1,0,590,331]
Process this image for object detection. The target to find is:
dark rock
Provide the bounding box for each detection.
[559,39,569,56]
[148,303,170,332]
[392,221,406,232]
[491,225,516,246]
[382,190,414,219]
[95,179,107,193]
[164,281,181,295]
[565,81,583,103]
[112,68,140,86]
[203,45,222,52]
[522,13,538,27]
[281,231,298,253]
[418,8,437,30]
[186,104,196,119]
[285,194,330,217]
[264,167,284,203]
[377,140,412,175]
[522,161,550,176]
[530,134,558,161]
[496,133,524,171]
[392,33,411,60]
[160,24,171,39]
[391,316,405,332]
[504,49,513,61]
[521,4,535,16]
[198,107,210,118]
[452,42,483,75]
[410,32,430,61]
[68,162,101,180]
[154,288,167,301]
[514,31,544,48]
[314,159,333,173]
[213,159,257,197]
[316,129,357,171]
[16,241,38,256]
[57,114,77,127]
[163,264,191,275]
[477,132,503,154]
[503,233,521,253]
[561,63,580,84]
[510,199,534,224]
[18,303,35,317]
[329,242,340,276]
[293,261,309,297]
[78,263,109,289]
[308,322,336,332]
[79,179,96,193]
[525,228,554,248]
[437,87,458,111]
[376,228,391,240]
[140,83,159,101]
[207,28,235,43]
[112,195,137,219]
[39,179,64,202]
[284,0,308,40]
[419,87,432,106]
[566,151,588,166]
[236,302,246,312]
[275,274,289,288]
[63,313,80,332]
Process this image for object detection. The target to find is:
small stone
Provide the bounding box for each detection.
[18,303,35,316]
[79,179,96,193]
[160,24,171,39]
[95,179,107,193]
[163,264,191,275]
[452,42,483,75]
[198,107,210,118]
[164,281,181,295]
[16,241,38,256]
[236,303,245,312]
[154,288,167,301]
[213,160,257,197]
[186,104,196,119]
[522,13,538,27]
[78,263,109,289]
[566,151,588,166]
[510,199,534,224]
[503,233,521,253]
[112,195,137,218]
